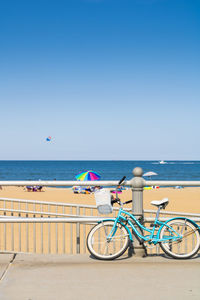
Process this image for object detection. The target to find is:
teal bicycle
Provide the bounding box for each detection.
[87,177,200,260]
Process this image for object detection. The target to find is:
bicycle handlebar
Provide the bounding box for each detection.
[111,199,132,205]
[111,175,129,206]
[124,200,132,205]
[111,198,119,205]
[118,176,126,185]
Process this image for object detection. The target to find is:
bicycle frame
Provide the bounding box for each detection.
[106,208,186,245]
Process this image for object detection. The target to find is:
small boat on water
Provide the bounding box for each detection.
[159,160,167,164]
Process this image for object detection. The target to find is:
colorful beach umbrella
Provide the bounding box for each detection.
[75,170,101,181]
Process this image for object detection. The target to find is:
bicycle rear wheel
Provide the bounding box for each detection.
[160,218,200,259]
[87,221,129,260]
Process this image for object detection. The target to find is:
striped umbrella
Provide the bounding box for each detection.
[75,170,101,181]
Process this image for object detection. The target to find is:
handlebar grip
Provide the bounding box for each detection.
[118,176,126,185]
[111,199,119,205]
[124,200,132,205]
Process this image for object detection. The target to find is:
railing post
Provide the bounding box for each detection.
[131,167,146,257]
[76,206,80,254]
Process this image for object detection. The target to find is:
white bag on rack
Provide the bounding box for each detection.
[94,188,112,214]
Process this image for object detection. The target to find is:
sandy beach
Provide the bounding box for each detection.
[0,186,200,213]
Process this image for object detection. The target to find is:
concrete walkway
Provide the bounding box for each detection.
[0,253,200,300]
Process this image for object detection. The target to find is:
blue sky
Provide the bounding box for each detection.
[0,0,200,160]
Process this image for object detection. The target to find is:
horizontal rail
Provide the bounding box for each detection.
[1,198,199,217]
[0,197,99,209]
[1,180,200,187]
[0,217,199,223]
[2,206,200,220]
[1,207,199,219]
[0,197,124,210]
[145,217,200,222]
[145,210,200,217]
[0,208,91,218]
[2,198,200,216]
[0,197,132,212]
[0,180,129,186]
[146,181,200,186]
[0,217,105,223]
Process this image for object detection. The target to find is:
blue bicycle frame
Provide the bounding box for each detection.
[104,208,198,245]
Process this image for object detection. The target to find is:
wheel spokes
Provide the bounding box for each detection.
[161,221,199,257]
[89,222,129,258]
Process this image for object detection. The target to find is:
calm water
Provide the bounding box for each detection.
[0,161,200,181]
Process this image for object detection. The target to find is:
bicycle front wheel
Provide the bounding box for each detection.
[87,221,129,260]
[160,218,200,259]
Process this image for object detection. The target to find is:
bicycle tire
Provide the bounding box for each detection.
[159,218,200,259]
[87,220,129,260]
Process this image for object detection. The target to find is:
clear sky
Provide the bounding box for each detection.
[0,0,199,160]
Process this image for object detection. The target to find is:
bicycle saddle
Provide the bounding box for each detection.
[151,198,169,208]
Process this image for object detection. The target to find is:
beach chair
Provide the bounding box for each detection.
[36,186,43,192]
[26,186,33,192]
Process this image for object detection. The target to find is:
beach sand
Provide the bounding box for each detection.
[0,186,199,254]
[0,186,200,213]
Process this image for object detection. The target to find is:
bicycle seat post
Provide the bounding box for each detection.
[155,206,161,221]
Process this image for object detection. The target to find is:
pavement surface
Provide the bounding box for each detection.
[0,253,200,300]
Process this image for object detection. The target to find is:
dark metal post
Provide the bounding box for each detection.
[76,206,80,254]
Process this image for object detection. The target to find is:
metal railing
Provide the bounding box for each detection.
[0,167,200,256]
[0,196,200,256]
[1,180,200,187]
[0,197,121,254]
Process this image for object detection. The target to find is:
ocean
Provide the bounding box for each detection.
[0,161,200,181]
